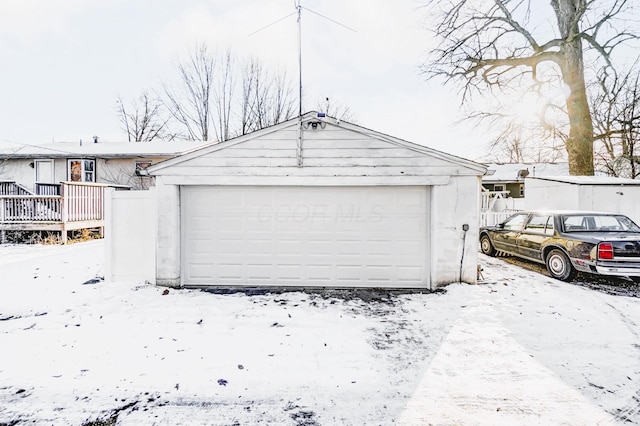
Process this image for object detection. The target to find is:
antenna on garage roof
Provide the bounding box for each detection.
[249,1,355,117]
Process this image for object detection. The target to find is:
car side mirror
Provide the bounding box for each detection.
[497,223,505,229]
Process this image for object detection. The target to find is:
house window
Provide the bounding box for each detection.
[519,184,524,197]
[135,161,152,176]
[494,184,505,192]
[68,159,95,182]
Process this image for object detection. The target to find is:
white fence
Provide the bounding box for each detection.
[479,210,515,227]
[480,190,519,227]
[105,188,156,283]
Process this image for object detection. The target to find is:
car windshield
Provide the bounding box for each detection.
[561,214,640,232]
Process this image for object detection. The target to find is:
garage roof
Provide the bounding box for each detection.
[148,112,487,180]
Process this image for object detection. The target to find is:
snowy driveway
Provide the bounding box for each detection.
[1,240,639,425]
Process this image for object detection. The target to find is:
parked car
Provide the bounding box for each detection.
[479,210,640,281]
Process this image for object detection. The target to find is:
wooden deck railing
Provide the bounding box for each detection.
[0,181,33,196]
[62,182,104,222]
[35,183,62,196]
[0,196,61,222]
[1,182,106,244]
[1,182,104,224]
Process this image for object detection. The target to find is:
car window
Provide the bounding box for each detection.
[563,214,640,232]
[563,215,586,231]
[594,215,623,231]
[502,213,528,231]
[525,215,553,235]
[617,216,640,232]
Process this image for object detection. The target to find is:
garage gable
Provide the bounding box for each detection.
[149,112,485,185]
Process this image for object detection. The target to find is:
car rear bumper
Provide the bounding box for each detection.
[570,258,640,277]
[595,264,640,277]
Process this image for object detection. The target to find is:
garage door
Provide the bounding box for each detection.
[181,186,430,288]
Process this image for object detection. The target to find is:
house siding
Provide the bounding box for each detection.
[1,157,167,191]
[1,159,34,191]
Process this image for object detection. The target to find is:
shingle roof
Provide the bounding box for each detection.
[483,162,570,183]
[0,140,212,159]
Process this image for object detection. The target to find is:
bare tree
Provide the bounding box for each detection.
[485,131,565,164]
[422,0,638,175]
[117,92,170,142]
[97,160,154,190]
[240,58,296,136]
[163,45,296,142]
[592,63,640,178]
[475,104,567,163]
[315,97,355,122]
[212,51,235,142]
[163,43,215,141]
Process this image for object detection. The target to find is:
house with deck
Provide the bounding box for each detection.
[0,140,209,243]
[0,140,209,192]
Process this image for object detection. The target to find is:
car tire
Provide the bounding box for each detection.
[480,234,496,256]
[546,249,576,281]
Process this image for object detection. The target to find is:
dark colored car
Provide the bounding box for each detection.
[479,210,640,281]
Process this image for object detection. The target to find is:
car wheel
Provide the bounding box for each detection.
[545,249,576,281]
[480,234,496,256]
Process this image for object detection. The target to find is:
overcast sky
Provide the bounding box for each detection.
[0,0,489,160]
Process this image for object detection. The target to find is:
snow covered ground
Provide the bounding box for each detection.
[1,240,639,425]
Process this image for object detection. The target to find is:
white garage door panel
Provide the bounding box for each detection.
[182,186,430,287]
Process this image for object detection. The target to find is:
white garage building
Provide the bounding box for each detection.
[144,112,486,290]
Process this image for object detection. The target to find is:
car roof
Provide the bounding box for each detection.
[518,210,624,216]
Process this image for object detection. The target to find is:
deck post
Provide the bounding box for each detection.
[61,183,68,224]
[61,183,68,244]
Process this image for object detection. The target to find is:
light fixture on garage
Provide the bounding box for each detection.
[302,120,326,130]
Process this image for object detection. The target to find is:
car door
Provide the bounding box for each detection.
[492,213,529,254]
[517,214,553,261]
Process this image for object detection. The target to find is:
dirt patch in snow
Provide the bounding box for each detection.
[497,255,640,297]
